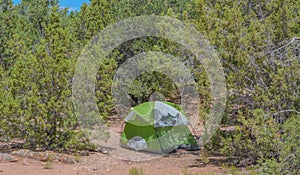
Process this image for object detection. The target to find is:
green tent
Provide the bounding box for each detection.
[120,101,199,154]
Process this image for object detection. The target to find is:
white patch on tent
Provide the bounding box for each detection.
[153,101,189,127]
[127,136,148,151]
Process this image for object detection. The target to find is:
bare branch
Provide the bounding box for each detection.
[269,37,300,54]
[272,110,300,116]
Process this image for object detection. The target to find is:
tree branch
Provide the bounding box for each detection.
[269,37,300,54]
[272,110,300,116]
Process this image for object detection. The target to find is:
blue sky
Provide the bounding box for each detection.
[13,0,89,12]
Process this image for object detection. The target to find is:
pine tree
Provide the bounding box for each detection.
[194,0,300,168]
[9,5,87,150]
[0,0,18,69]
[19,0,58,38]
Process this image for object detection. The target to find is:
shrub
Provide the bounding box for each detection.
[129,167,144,175]
[258,115,300,175]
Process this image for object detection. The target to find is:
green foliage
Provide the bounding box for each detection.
[0,3,298,174]
[0,0,18,69]
[43,161,53,169]
[95,58,117,119]
[0,3,91,151]
[129,71,178,103]
[192,0,299,173]
[129,167,144,175]
[258,115,300,175]
[220,109,282,163]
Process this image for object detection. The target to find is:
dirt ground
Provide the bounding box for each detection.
[0,152,227,175]
[0,121,228,175]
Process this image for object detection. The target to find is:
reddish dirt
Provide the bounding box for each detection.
[0,121,227,175]
[0,152,226,175]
